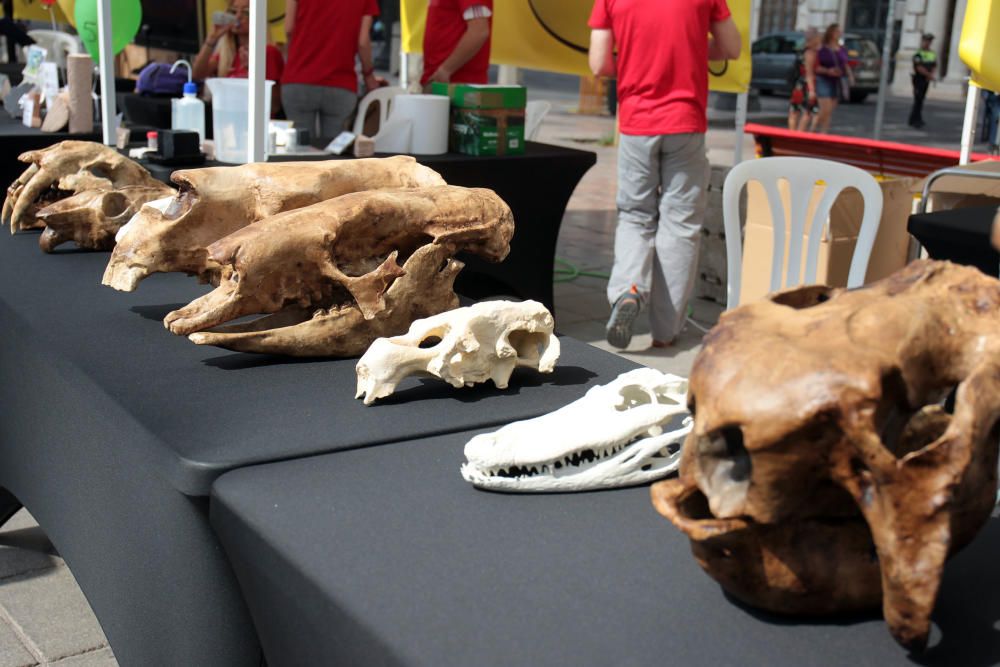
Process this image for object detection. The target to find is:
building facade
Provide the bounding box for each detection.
[759,0,970,100]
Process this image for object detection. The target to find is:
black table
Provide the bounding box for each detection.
[211,427,1000,667]
[0,114,101,195]
[0,231,637,665]
[907,205,1000,276]
[139,141,597,313]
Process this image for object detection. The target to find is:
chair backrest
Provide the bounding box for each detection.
[722,156,884,310]
[352,86,404,138]
[27,30,82,70]
[525,100,551,141]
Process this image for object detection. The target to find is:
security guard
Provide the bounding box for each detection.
[909,33,937,129]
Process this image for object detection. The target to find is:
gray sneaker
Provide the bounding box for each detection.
[606,289,640,349]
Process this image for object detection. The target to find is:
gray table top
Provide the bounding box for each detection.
[0,232,638,495]
[211,428,1000,667]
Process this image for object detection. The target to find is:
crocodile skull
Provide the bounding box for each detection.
[461,368,691,492]
[163,185,514,357]
[651,260,1000,651]
[355,300,560,404]
[103,156,446,292]
[3,141,163,232]
[34,185,175,253]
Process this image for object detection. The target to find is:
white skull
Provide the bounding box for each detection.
[355,300,559,405]
[461,368,692,492]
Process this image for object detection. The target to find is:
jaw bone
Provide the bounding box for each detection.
[461,368,692,492]
[355,300,560,405]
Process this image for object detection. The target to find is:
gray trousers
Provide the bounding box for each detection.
[607,132,709,342]
[281,83,357,142]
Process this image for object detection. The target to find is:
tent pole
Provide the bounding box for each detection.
[960,80,980,165]
[248,0,267,163]
[96,0,115,145]
[733,0,761,165]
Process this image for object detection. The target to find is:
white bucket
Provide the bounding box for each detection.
[205,78,275,163]
[385,94,449,155]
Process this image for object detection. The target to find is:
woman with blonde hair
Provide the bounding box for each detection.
[813,22,852,133]
[192,0,284,115]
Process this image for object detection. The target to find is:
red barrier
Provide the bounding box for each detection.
[744,122,999,177]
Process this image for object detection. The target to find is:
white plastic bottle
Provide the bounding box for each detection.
[170,60,205,146]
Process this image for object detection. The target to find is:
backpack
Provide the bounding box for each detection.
[135,63,191,97]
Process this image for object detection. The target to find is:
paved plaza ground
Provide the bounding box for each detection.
[0,71,978,665]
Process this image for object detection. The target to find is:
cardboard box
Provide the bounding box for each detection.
[920,159,1000,212]
[740,176,919,305]
[450,108,526,156]
[429,82,527,110]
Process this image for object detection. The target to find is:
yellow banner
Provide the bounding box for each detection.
[1,0,71,23]
[401,0,751,94]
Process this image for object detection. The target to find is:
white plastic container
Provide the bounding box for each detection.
[171,82,206,145]
[205,78,274,164]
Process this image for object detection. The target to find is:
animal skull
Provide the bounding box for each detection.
[355,300,560,404]
[461,368,691,492]
[103,156,446,292]
[651,260,1000,651]
[35,185,175,253]
[3,141,163,232]
[163,185,514,357]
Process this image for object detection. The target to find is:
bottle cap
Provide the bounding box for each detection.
[146,131,158,139]
[183,82,198,96]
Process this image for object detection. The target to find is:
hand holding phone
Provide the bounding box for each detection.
[212,10,237,27]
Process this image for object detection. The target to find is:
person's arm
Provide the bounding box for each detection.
[285,0,297,39]
[803,49,817,102]
[588,28,614,77]
[708,16,740,61]
[427,16,490,83]
[192,25,228,80]
[358,14,382,91]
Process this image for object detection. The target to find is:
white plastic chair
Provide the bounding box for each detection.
[525,100,551,141]
[352,85,404,137]
[26,30,82,70]
[723,156,884,310]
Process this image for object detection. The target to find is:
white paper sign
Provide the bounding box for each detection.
[39,63,59,105]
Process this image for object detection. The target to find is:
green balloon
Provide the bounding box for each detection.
[74,0,143,62]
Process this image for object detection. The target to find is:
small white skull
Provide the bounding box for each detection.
[461,368,692,492]
[355,300,559,405]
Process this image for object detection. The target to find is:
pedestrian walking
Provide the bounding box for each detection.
[814,23,851,133]
[789,28,820,132]
[908,33,936,129]
[588,0,740,349]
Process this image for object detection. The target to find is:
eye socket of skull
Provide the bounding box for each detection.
[418,335,442,349]
[100,191,129,219]
[768,284,838,309]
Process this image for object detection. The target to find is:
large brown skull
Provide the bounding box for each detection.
[3,141,163,232]
[651,260,1000,651]
[35,185,174,253]
[103,156,446,292]
[163,185,514,357]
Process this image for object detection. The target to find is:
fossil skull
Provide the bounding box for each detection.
[103,156,446,292]
[355,300,560,404]
[34,185,175,253]
[3,141,163,233]
[651,260,1000,651]
[461,368,691,492]
[163,185,514,357]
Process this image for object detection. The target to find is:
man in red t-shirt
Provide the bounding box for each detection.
[589,0,739,350]
[282,0,381,141]
[420,0,492,87]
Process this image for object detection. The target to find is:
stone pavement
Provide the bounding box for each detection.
[0,74,971,667]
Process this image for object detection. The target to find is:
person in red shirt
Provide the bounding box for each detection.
[281,0,381,141]
[420,0,492,87]
[589,0,740,350]
[192,0,285,117]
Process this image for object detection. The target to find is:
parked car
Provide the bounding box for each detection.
[750,31,881,103]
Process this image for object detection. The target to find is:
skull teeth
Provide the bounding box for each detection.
[481,440,643,479]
